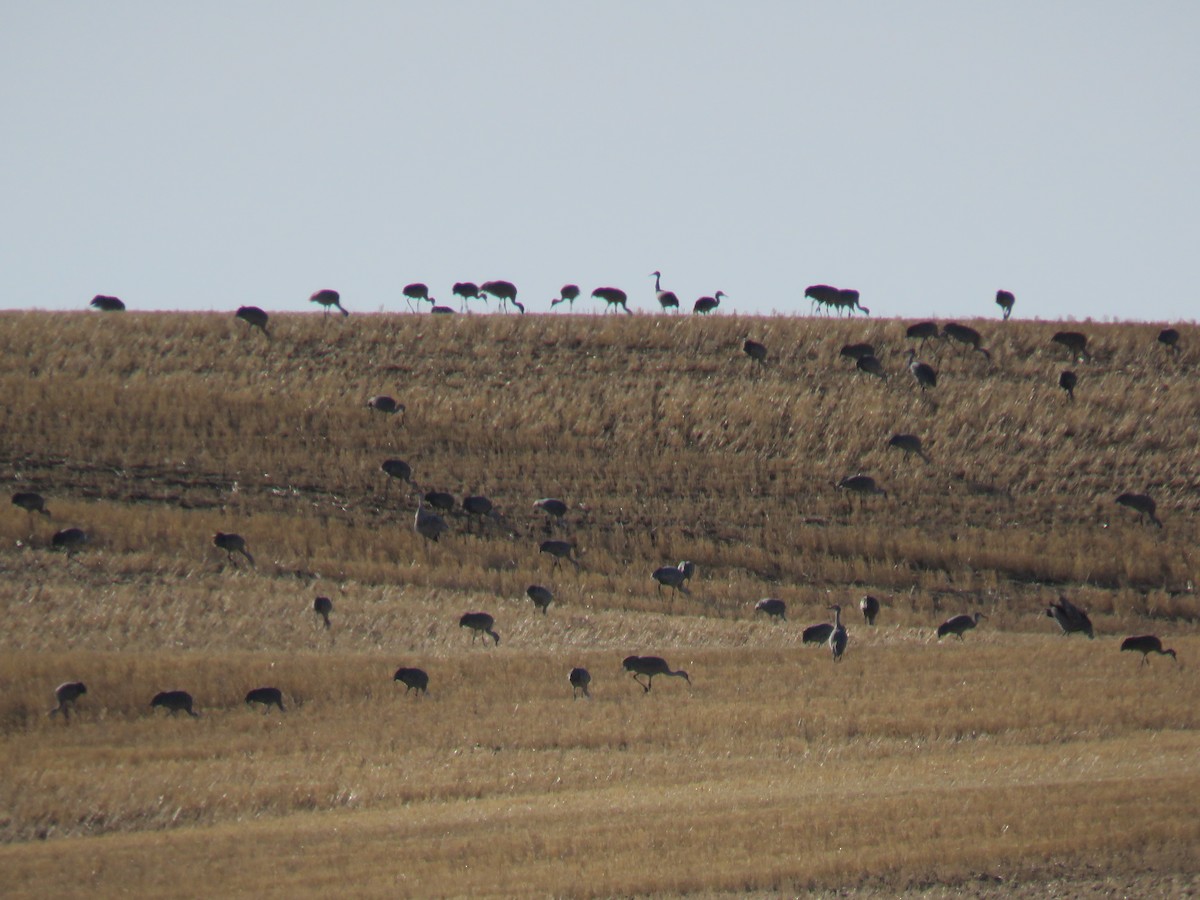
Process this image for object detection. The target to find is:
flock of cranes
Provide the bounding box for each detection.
[24,287,1188,723]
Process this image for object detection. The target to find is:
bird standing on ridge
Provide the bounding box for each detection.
[480,280,518,313]
[995,290,1015,320]
[90,295,125,311]
[309,289,348,316]
[693,291,725,315]
[592,286,631,314]
[402,283,432,311]
[651,271,680,312]
[453,282,485,311]
[235,306,270,338]
[552,284,581,310]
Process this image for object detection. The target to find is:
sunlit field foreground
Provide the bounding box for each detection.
[1,310,1197,897]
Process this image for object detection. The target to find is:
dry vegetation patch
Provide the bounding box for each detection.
[1,311,1197,896]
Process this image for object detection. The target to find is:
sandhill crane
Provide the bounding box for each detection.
[527,584,553,614]
[754,598,786,620]
[802,622,835,645]
[1115,492,1162,527]
[49,681,87,719]
[651,271,680,312]
[402,283,432,310]
[453,282,485,311]
[1158,328,1180,352]
[942,323,991,360]
[393,667,429,694]
[235,306,270,338]
[533,497,568,529]
[828,605,848,661]
[309,288,348,317]
[314,595,333,629]
[381,459,414,496]
[552,284,581,310]
[459,612,500,645]
[12,491,50,516]
[693,291,725,315]
[1046,596,1093,639]
[90,294,126,311]
[653,560,695,596]
[52,527,87,557]
[1120,634,1177,666]
[837,475,887,507]
[214,532,254,566]
[860,595,880,625]
[905,321,940,351]
[937,612,986,641]
[593,286,632,314]
[481,280,518,313]
[431,305,457,315]
[245,687,285,712]
[151,690,199,717]
[415,497,449,543]
[462,495,501,532]
[805,284,841,313]
[569,667,591,698]
[743,339,767,363]
[540,539,580,571]
[367,395,405,420]
[424,490,455,512]
[462,494,495,516]
[887,433,930,463]
[840,342,876,361]
[623,655,690,692]
[995,290,1015,320]
[904,349,937,391]
[1052,331,1090,361]
[1059,370,1077,401]
[855,355,886,380]
[835,289,869,316]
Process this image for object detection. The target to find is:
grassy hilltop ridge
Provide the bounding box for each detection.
[0,311,1197,897]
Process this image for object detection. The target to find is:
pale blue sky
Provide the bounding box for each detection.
[3,3,1197,320]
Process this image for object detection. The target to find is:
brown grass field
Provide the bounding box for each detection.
[0,309,1197,898]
